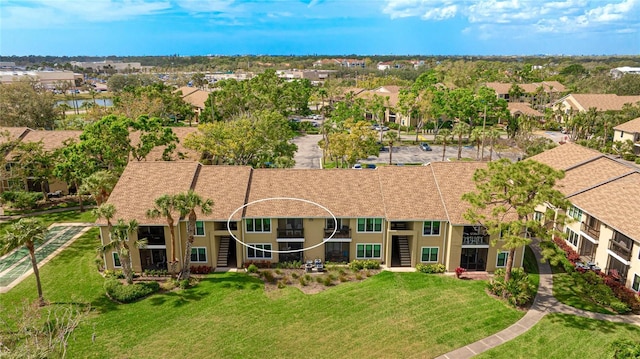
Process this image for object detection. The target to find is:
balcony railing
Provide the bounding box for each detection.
[390,222,412,230]
[277,228,304,238]
[608,240,632,261]
[214,222,238,231]
[581,222,600,238]
[324,227,351,239]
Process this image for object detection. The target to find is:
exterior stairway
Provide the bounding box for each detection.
[398,236,411,267]
[217,237,230,267]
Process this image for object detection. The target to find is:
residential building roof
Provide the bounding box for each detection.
[613,117,640,133]
[378,166,447,221]
[357,86,402,107]
[528,142,603,171]
[484,82,512,95]
[245,169,386,218]
[98,161,201,225]
[18,129,82,152]
[484,81,566,95]
[557,157,636,196]
[193,165,252,221]
[568,172,640,241]
[0,127,30,144]
[558,94,640,112]
[429,162,486,225]
[508,102,543,118]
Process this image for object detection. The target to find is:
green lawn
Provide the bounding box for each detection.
[1,231,525,359]
[0,210,96,232]
[553,273,615,314]
[476,313,640,359]
[523,246,540,298]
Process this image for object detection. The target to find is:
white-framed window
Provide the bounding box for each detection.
[356,244,381,259]
[195,221,205,236]
[112,252,121,268]
[246,218,271,233]
[567,206,582,221]
[326,218,342,229]
[496,251,508,267]
[632,273,639,293]
[357,218,382,233]
[565,228,579,247]
[191,247,207,262]
[423,221,441,236]
[421,247,438,262]
[247,244,272,259]
[533,211,544,222]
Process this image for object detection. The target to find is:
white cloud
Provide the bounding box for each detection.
[174,0,236,13]
[383,0,640,36]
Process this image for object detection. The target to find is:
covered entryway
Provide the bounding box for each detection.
[460,248,488,271]
[391,236,411,267]
[140,248,167,271]
[216,237,237,268]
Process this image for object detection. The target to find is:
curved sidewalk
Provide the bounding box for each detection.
[437,239,640,359]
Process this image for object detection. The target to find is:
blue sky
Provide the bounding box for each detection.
[1,0,639,56]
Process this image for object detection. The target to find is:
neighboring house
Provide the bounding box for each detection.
[175,86,210,122]
[507,102,544,120]
[98,161,525,275]
[613,117,640,155]
[313,58,365,68]
[357,86,418,127]
[610,67,640,79]
[484,81,566,103]
[530,142,640,292]
[377,62,392,71]
[553,94,640,115]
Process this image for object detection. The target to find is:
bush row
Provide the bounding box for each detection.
[416,263,445,274]
[190,265,213,274]
[104,279,160,303]
[348,260,380,271]
[0,191,43,210]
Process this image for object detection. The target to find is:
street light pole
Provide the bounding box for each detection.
[481,104,487,160]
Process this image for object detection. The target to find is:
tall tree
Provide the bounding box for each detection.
[10,141,53,200]
[146,195,179,276]
[52,139,92,211]
[100,219,146,285]
[174,190,213,281]
[0,79,59,129]
[436,129,452,162]
[385,131,400,165]
[451,122,471,160]
[80,170,118,206]
[462,159,569,282]
[1,218,48,305]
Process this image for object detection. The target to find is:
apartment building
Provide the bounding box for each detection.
[98,162,524,275]
[613,117,640,155]
[530,143,640,292]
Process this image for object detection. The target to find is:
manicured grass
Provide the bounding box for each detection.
[523,246,540,297]
[553,273,615,314]
[476,314,640,359]
[0,210,96,232]
[1,231,524,358]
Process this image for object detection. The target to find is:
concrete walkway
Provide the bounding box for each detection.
[436,238,640,359]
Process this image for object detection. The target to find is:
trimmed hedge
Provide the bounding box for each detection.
[348,260,380,271]
[416,263,445,274]
[104,279,160,303]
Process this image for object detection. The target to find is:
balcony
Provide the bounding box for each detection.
[214,221,238,231]
[390,222,413,231]
[324,227,351,239]
[608,239,632,262]
[277,228,304,239]
[580,221,600,239]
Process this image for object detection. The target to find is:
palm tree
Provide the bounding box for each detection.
[174,190,213,281]
[0,218,48,305]
[436,129,452,162]
[470,127,485,160]
[385,131,399,165]
[146,194,178,276]
[101,219,146,285]
[452,122,471,160]
[80,170,118,205]
[486,129,501,161]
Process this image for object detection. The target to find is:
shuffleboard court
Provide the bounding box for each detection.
[0,224,92,292]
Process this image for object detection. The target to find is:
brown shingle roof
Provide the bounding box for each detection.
[378,166,447,220]
[193,166,252,221]
[484,82,512,95]
[557,157,636,196]
[19,130,82,152]
[245,169,385,218]
[508,102,543,117]
[561,94,640,112]
[529,142,603,171]
[0,127,30,144]
[429,162,487,224]
[183,90,209,110]
[613,117,640,134]
[101,161,200,225]
[568,172,640,240]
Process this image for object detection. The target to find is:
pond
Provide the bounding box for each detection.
[56,98,113,108]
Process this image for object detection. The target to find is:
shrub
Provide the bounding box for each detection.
[291,272,299,279]
[315,276,324,284]
[1,191,43,210]
[610,300,631,314]
[488,268,535,307]
[261,270,275,283]
[179,279,190,289]
[274,269,283,275]
[247,264,259,274]
[455,267,466,278]
[190,265,213,274]
[355,272,363,280]
[243,260,271,269]
[339,275,349,282]
[275,260,302,269]
[349,260,380,271]
[277,280,286,289]
[610,339,640,358]
[322,275,333,286]
[104,279,159,303]
[635,157,640,165]
[416,263,446,274]
[298,276,308,286]
[104,269,125,279]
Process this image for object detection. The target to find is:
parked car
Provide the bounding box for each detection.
[365,164,377,169]
[420,143,432,151]
[352,163,362,169]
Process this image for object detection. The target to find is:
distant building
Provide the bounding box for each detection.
[313,58,365,68]
[613,117,640,155]
[610,67,640,79]
[0,70,83,89]
[70,60,143,73]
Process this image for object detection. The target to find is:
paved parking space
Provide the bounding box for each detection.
[0,224,91,293]
[361,144,521,165]
[293,134,322,169]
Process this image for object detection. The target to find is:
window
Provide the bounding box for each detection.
[533,211,544,222]
[356,244,381,259]
[423,221,441,236]
[112,252,121,267]
[565,228,579,247]
[567,206,582,221]
[496,252,508,267]
[246,218,271,233]
[357,218,382,232]
[326,218,342,229]
[247,244,272,259]
[421,247,438,262]
[195,221,205,236]
[191,247,207,262]
[633,274,639,292]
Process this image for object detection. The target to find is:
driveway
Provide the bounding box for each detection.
[293,134,322,169]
